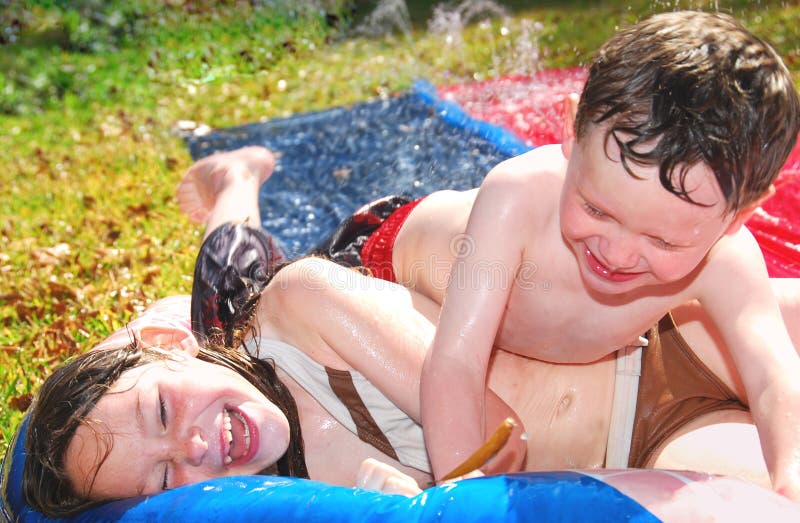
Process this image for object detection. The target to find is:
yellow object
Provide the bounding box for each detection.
[440,418,517,482]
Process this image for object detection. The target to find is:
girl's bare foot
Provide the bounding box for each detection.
[177,146,276,224]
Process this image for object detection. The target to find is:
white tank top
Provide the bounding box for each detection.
[243,337,430,473]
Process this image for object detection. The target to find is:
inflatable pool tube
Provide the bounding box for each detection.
[5,415,800,522]
[1,414,651,522]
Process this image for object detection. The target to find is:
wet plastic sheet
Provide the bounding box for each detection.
[185,91,519,258]
[436,66,588,147]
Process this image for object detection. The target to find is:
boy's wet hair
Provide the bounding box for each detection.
[575,11,800,213]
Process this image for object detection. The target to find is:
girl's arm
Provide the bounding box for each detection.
[261,257,526,472]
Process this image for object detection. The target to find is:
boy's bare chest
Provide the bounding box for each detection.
[496,281,668,363]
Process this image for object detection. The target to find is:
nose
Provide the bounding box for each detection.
[173,426,209,466]
[598,229,639,271]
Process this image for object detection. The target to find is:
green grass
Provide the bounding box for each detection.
[2,0,800,453]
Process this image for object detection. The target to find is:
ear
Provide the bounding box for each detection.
[724,184,776,235]
[561,92,579,159]
[138,325,200,357]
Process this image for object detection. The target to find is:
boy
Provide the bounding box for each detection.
[404,10,800,496]
[178,11,800,499]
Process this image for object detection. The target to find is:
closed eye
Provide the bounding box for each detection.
[583,202,606,217]
[159,393,167,428]
[158,391,169,490]
[162,464,169,491]
[650,236,678,250]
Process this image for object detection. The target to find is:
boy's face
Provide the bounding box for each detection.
[559,123,735,295]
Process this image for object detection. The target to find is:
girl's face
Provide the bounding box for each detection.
[64,352,291,499]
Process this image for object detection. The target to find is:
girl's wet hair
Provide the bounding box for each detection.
[23,338,308,518]
[25,222,303,518]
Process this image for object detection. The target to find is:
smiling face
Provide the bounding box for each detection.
[64,353,291,499]
[559,123,736,295]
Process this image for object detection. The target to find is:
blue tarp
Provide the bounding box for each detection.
[184,86,530,258]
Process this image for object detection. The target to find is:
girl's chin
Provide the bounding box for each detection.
[248,417,290,466]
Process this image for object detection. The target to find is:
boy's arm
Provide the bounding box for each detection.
[421,170,534,479]
[700,232,800,500]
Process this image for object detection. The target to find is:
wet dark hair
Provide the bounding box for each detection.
[23,338,308,518]
[575,11,800,213]
[191,221,286,349]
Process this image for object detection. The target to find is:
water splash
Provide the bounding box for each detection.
[351,0,573,144]
[353,0,412,39]
[417,1,567,145]
[428,0,510,63]
[495,18,545,78]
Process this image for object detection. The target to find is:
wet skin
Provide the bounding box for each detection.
[559,125,735,296]
[64,353,290,499]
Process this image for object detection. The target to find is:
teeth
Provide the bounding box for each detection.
[223,408,251,464]
[230,410,251,450]
[223,410,233,448]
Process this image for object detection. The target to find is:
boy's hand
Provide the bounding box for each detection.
[755,376,800,502]
[356,458,423,497]
[775,479,800,502]
[436,469,484,486]
[770,414,800,502]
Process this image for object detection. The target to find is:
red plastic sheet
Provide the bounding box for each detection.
[439,68,800,277]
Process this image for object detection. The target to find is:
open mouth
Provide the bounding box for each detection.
[221,405,258,467]
[584,248,641,283]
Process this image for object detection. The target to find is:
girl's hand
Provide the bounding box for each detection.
[356,458,423,497]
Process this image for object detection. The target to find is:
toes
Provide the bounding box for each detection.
[176,184,208,223]
[188,208,209,224]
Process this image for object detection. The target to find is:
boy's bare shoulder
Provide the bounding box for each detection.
[693,226,769,298]
[487,145,566,192]
[477,145,565,225]
[706,226,764,269]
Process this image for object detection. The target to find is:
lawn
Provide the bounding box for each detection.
[1,0,799,454]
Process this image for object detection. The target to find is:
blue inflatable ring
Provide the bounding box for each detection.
[2,416,660,522]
